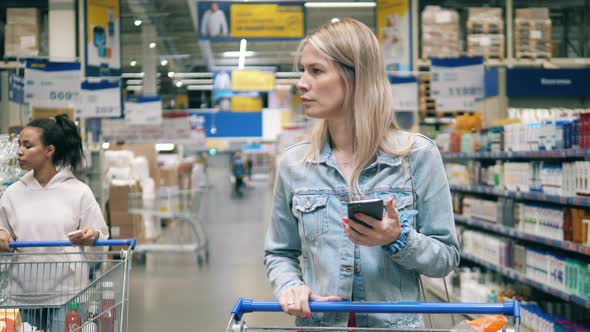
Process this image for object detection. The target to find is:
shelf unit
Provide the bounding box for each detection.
[461,253,590,309]
[442,149,590,161]
[455,214,590,256]
[449,184,590,209]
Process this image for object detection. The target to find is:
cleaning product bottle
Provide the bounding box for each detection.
[65,301,81,332]
[82,301,100,332]
[101,281,115,332]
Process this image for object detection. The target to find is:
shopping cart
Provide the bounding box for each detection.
[0,239,135,332]
[226,299,521,332]
[128,188,209,265]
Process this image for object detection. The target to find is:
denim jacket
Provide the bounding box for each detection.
[264,133,460,328]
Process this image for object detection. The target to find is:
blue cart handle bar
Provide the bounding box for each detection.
[231,299,520,322]
[9,239,136,249]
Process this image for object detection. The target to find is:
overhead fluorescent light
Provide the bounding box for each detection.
[168,72,175,78]
[160,59,168,66]
[149,42,157,49]
[224,51,255,58]
[129,60,137,67]
[173,72,213,78]
[126,85,143,91]
[176,81,183,87]
[134,19,142,26]
[155,143,175,152]
[304,2,375,8]
[125,79,143,85]
[122,72,144,78]
[276,72,301,78]
[187,85,214,91]
[177,79,213,85]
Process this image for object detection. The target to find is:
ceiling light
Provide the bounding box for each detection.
[129,60,137,67]
[160,59,168,66]
[102,142,111,149]
[305,2,375,8]
[155,143,175,152]
[168,72,175,78]
[134,19,142,26]
[331,18,340,23]
[149,42,157,49]
[176,81,183,87]
[223,51,255,58]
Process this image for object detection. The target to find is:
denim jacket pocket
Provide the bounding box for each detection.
[370,189,413,212]
[293,194,328,243]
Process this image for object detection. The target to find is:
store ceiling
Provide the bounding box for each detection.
[121,0,375,72]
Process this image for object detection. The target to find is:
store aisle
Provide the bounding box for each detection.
[128,155,291,331]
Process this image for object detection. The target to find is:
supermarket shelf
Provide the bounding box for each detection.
[417,58,590,68]
[449,184,590,208]
[421,278,478,320]
[442,149,589,161]
[460,253,590,309]
[454,214,590,256]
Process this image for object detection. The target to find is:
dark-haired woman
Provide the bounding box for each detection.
[0,114,108,329]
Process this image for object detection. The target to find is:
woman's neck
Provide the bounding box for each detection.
[33,164,58,187]
[328,117,354,154]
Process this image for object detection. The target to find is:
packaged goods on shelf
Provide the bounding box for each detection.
[4,8,40,57]
[516,203,564,241]
[460,228,590,301]
[521,304,590,332]
[421,6,460,59]
[514,8,552,59]
[466,8,504,59]
[463,197,498,222]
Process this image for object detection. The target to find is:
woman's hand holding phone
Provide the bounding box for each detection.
[343,197,402,247]
[68,228,99,246]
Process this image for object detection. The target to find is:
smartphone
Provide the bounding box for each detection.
[347,198,385,227]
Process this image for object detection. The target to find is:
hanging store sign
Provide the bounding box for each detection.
[377,0,412,71]
[24,60,81,111]
[84,0,121,77]
[231,70,275,91]
[431,57,484,112]
[197,2,304,40]
[124,96,162,125]
[231,94,263,112]
[79,80,122,118]
[8,73,24,104]
[390,75,418,112]
[506,68,590,97]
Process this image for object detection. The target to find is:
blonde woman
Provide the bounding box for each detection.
[264,19,460,329]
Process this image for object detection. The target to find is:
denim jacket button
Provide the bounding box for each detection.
[355,265,361,273]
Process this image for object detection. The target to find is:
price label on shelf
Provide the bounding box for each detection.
[431,57,484,112]
[24,61,81,111]
[79,80,121,118]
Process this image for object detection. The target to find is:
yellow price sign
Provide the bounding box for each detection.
[232,70,275,91]
[231,96,263,112]
[230,4,303,38]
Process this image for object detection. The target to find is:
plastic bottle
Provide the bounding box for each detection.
[101,282,115,332]
[65,301,81,332]
[82,301,100,332]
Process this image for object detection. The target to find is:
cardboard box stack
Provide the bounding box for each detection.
[158,167,179,213]
[467,8,505,59]
[108,182,145,248]
[421,6,460,59]
[4,8,40,57]
[514,8,552,59]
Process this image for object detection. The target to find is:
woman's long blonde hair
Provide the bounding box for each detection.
[298,18,414,195]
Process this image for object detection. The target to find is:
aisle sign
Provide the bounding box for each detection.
[390,75,418,111]
[24,61,81,111]
[377,0,412,71]
[84,0,121,77]
[231,94,263,112]
[431,57,484,111]
[79,80,121,118]
[124,96,162,125]
[197,2,304,40]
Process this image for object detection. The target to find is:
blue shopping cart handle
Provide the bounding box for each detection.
[9,239,136,249]
[231,299,520,322]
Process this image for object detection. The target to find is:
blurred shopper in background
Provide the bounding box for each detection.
[264,19,460,329]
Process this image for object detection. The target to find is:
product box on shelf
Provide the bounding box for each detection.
[421,6,460,59]
[514,8,552,59]
[4,8,40,57]
[466,8,504,59]
[108,182,141,214]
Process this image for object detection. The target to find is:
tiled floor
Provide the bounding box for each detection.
[128,155,292,331]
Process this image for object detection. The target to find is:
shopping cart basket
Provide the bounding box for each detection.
[226,299,521,332]
[0,239,135,332]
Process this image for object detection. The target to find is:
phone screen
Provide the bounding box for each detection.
[347,199,384,227]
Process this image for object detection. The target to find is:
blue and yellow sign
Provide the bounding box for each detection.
[198,2,304,40]
[84,0,121,77]
[231,95,263,112]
